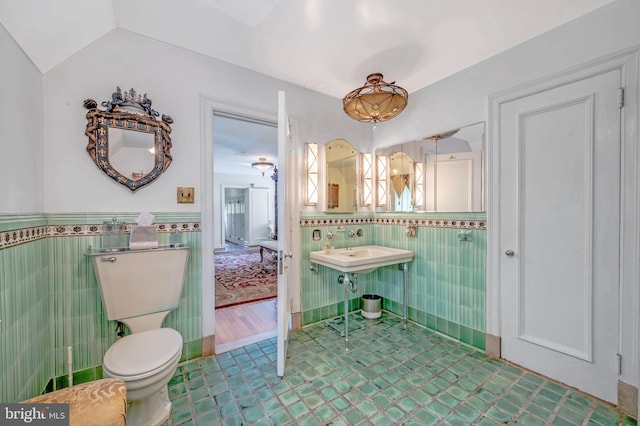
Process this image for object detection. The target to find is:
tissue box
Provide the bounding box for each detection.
[129,225,158,250]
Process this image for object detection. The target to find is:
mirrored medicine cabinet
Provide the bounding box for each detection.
[325,139,358,213]
[376,122,485,212]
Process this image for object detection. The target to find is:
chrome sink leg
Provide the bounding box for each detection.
[402,262,408,330]
[344,274,350,351]
[337,274,350,351]
[331,273,362,351]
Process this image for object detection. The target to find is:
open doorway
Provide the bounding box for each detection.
[213,113,278,353]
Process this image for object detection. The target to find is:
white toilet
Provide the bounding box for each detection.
[89,247,190,426]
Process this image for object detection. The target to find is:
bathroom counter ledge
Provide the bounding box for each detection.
[85,244,190,256]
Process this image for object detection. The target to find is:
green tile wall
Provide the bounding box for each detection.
[299,212,486,350]
[0,213,203,402]
[0,215,49,402]
[2,208,485,401]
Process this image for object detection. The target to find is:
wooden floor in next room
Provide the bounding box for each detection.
[214,242,277,353]
[215,299,277,354]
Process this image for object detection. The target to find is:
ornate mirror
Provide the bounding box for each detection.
[84,87,174,192]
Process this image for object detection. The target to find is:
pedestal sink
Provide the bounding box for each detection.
[309,245,414,273]
[310,245,414,351]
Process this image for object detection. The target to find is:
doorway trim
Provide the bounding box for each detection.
[487,48,639,397]
[200,95,278,356]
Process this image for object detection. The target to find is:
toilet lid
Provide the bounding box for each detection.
[104,328,183,377]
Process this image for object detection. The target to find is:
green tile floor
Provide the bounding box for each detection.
[167,313,637,425]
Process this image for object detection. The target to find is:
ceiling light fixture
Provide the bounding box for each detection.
[343,73,408,124]
[251,157,274,176]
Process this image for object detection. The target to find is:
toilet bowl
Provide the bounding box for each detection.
[103,328,183,426]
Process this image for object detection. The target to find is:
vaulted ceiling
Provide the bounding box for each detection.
[0,0,616,175]
[0,0,615,98]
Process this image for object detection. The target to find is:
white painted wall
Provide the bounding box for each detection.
[0,24,43,213]
[375,0,640,149]
[42,28,369,213]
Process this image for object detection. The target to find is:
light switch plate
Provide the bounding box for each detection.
[177,187,194,204]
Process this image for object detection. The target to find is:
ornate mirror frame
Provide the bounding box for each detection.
[83,87,174,192]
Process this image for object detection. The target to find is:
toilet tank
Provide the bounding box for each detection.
[88,247,190,321]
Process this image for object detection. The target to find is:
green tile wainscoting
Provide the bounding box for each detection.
[0,213,202,403]
[300,212,487,351]
[2,210,486,403]
[0,214,49,403]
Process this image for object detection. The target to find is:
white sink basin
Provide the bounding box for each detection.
[310,245,414,273]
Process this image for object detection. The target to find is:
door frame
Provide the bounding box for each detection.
[487,49,639,391]
[200,95,280,354]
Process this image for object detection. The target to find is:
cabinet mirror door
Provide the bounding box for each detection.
[325,139,357,212]
[376,122,485,212]
[389,151,414,212]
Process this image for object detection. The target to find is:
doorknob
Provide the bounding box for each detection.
[278,250,293,275]
[505,250,515,257]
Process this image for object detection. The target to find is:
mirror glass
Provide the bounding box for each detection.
[108,128,155,181]
[376,122,485,212]
[326,139,357,212]
[84,87,173,192]
[389,151,414,211]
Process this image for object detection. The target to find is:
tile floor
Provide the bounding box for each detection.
[167,313,637,425]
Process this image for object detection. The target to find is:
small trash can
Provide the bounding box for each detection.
[361,294,382,319]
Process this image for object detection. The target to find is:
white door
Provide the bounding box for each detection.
[499,69,621,402]
[276,91,293,377]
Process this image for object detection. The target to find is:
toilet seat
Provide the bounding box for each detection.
[104,328,182,380]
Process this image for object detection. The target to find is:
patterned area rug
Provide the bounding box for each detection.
[215,251,277,308]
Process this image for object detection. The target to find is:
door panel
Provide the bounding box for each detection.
[499,69,620,402]
[519,97,595,361]
[276,91,292,377]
